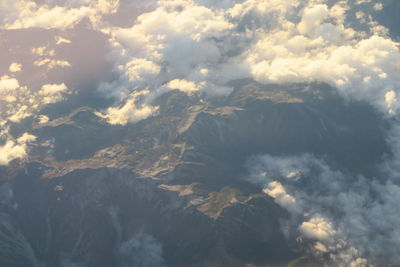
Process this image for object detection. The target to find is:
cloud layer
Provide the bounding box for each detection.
[2,0,398,125]
[246,154,400,266]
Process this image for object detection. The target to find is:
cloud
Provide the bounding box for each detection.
[118,233,165,267]
[0,76,19,93]
[246,153,400,266]
[108,0,233,78]
[262,181,297,210]
[242,3,400,115]
[1,0,400,265]
[297,4,330,36]
[299,216,336,242]
[0,133,36,165]
[0,0,123,30]
[34,58,72,69]
[0,141,27,165]
[3,2,92,30]
[17,133,37,144]
[385,90,398,115]
[123,58,161,85]
[39,83,70,104]
[1,0,398,120]
[55,36,72,45]
[95,90,158,125]
[0,76,72,153]
[166,79,202,94]
[373,3,383,11]
[96,0,120,14]
[93,0,238,124]
[89,0,400,127]
[8,63,22,73]
[31,46,54,56]
[355,0,372,4]
[31,45,72,69]
[37,115,50,124]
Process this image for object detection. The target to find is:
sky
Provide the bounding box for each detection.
[1,0,400,266]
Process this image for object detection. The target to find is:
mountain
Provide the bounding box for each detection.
[0,80,389,267]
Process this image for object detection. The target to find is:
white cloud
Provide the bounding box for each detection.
[38,115,50,124]
[0,78,71,128]
[245,28,400,114]
[93,0,400,128]
[246,153,400,266]
[55,36,72,45]
[300,216,336,242]
[385,90,398,115]
[17,133,37,144]
[373,3,383,11]
[96,90,158,125]
[228,0,298,19]
[8,63,22,73]
[8,105,32,122]
[166,79,202,94]
[39,83,69,104]
[2,1,91,30]
[123,58,161,84]
[297,4,330,36]
[95,0,237,124]
[0,140,27,165]
[0,76,20,92]
[355,0,372,4]
[31,46,72,69]
[32,46,53,56]
[109,0,233,75]
[0,133,36,165]
[96,0,119,14]
[34,58,72,69]
[0,79,71,166]
[263,181,297,209]
[0,0,123,30]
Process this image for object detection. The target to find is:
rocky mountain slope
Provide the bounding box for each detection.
[0,80,390,267]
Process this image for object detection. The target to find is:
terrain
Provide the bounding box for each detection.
[0,80,389,267]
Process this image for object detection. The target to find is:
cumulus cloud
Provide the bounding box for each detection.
[86,0,399,127]
[246,153,400,266]
[0,76,72,165]
[262,181,297,210]
[0,78,71,124]
[95,90,158,125]
[166,79,203,94]
[107,0,233,78]
[0,0,122,30]
[1,0,397,120]
[242,3,400,114]
[8,63,22,73]
[39,83,69,104]
[297,4,331,36]
[300,216,336,242]
[123,58,161,85]
[0,76,20,93]
[2,2,91,30]
[34,58,72,69]
[0,133,36,165]
[94,0,239,123]
[31,45,72,69]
